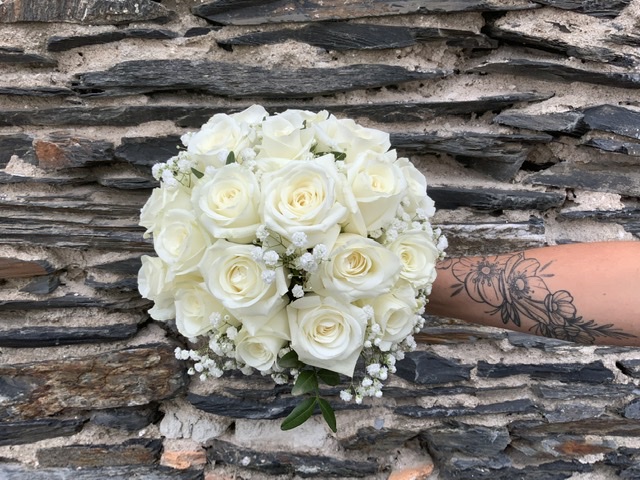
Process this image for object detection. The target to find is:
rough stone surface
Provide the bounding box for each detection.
[476,360,615,383]
[396,351,472,385]
[0,417,86,446]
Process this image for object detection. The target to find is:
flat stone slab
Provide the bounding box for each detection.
[0,417,85,446]
[71,60,448,97]
[47,29,178,52]
[430,185,565,211]
[0,46,57,67]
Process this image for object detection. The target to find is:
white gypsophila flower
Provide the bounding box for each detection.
[251,246,264,262]
[361,377,373,387]
[297,252,317,272]
[340,390,353,402]
[152,163,163,179]
[174,347,182,359]
[366,363,381,376]
[292,284,305,298]
[261,269,276,284]
[209,312,222,327]
[226,326,238,340]
[256,225,269,242]
[312,243,328,260]
[291,231,307,248]
[437,234,448,252]
[263,250,279,266]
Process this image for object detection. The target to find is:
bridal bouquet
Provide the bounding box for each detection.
[138,105,446,431]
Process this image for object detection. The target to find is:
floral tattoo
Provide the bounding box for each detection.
[444,252,635,344]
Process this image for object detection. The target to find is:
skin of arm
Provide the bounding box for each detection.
[426,242,640,346]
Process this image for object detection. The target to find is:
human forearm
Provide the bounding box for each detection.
[426,242,640,346]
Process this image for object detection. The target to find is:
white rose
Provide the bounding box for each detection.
[186,114,251,169]
[199,239,289,333]
[235,309,290,372]
[308,233,402,302]
[153,209,210,279]
[387,230,439,289]
[260,155,348,249]
[175,283,231,338]
[231,104,268,125]
[192,163,261,243]
[343,151,408,234]
[287,295,367,377]
[359,285,418,351]
[396,157,436,218]
[139,183,192,238]
[257,111,316,160]
[312,116,391,162]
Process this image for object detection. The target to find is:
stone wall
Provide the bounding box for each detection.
[1,1,640,479]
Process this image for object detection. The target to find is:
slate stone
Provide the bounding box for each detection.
[30,134,114,170]
[510,418,640,437]
[0,0,173,24]
[582,138,640,156]
[207,438,378,477]
[0,94,552,127]
[429,186,565,211]
[193,0,537,25]
[507,332,572,349]
[485,24,637,67]
[415,326,507,344]
[19,274,61,294]
[340,427,417,451]
[526,161,640,197]
[443,460,593,480]
[617,359,640,378]
[0,324,140,348]
[92,256,143,276]
[493,110,587,136]
[184,26,221,38]
[543,404,605,423]
[439,217,547,257]
[72,60,448,97]
[219,23,496,51]
[0,292,149,311]
[0,257,54,279]
[609,33,640,47]
[84,276,139,292]
[0,343,185,419]
[391,131,552,181]
[476,360,615,383]
[395,351,472,385]
[36,438,162,468]
[90,404,161,431]
[395,398,536,418]
[533,383,638,400]
[97,175,157,190]
[115,135,182,167]
[582,105,640,141]
[0,464,203,480]
[47,28,179,52]
[533,0,629,17]
[0,418,86,446]
[468,59,640,89]
[188,392,305,420]
[0,133,32,167]
[0,47,57,67]
[420,423,510,458]
[0,86,75,96]
[624,399,640,420]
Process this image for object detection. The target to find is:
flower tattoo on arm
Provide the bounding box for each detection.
[447,253,635,344]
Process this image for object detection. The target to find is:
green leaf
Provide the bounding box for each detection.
[317,398,337,433]
[333,151,346,161]
[281,397,316,431]
[291,370,318,396]
[317,369,340,386]
[278,351,302,369]
[191,168,204,179]
[226,151,236,165]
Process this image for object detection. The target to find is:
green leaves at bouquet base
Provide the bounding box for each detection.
[191,168,204,179]
[317,368,340,386]
[226,151,236,165]
[317,397,337,433]
[281,397,316,431]
[291,370,318,396]
[278,350,303,369]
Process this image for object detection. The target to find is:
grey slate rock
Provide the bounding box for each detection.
[188,392,300,419]
[493,110,587,136]
[219,23,496,51]
[507,332,572,349]
[90,404,161,431]
[47,29,178,52]
[533,0,629,17]
[0,86,75,97]
[0,324,140,348]
[71,60,448,97]
[0,0,173,24]
[395,351,472,385]
[617,359,640,378]
[340,427,417,451]
[207,438,378,477]
[624,399,640,419]
[92,256,143,276]
[395,398,536,418]
[582,105,640,141]
[477,360,615,383]
[429,186,565,211]
[20,274,61,294]
[184,26,221,38]
[115,135,182,167]
[420,423,510,458]
[0,292,149,311]
[0,464,203,480]
[0,418,86,446]
[582,138,640,156]
[526,161,640,197]
[443,460,593,480]
[468,59,640,89]
[533,383,638,399]
[0,47,57,67]
[543,404,605,423]
[0,133,32,167]
[193,0,537,25]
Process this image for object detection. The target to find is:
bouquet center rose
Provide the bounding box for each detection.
[138,105,447,431]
